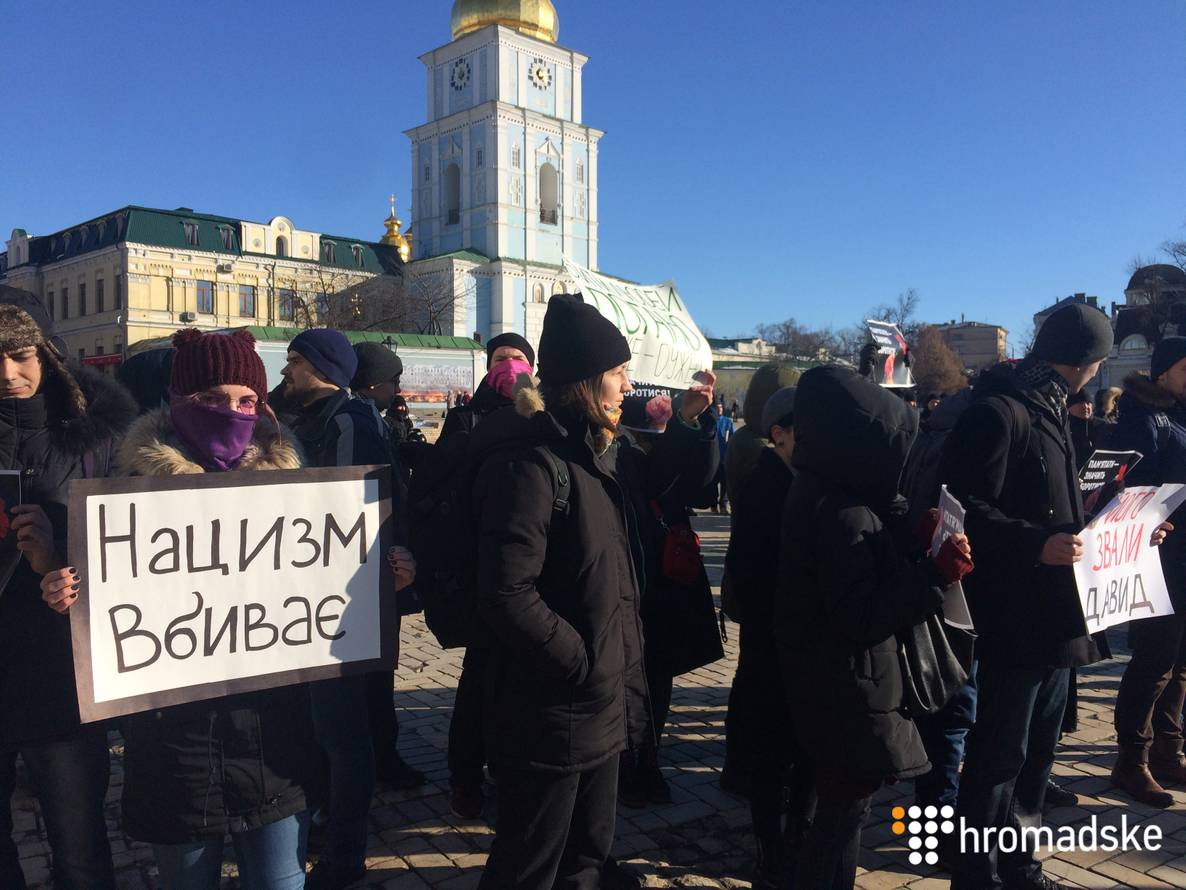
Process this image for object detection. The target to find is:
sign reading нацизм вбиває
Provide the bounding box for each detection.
[66,466,394,722]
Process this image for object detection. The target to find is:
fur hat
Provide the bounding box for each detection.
[0,303,86,415]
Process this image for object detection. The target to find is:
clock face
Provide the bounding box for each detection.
[529,59,552,90]
[451,58,471,91]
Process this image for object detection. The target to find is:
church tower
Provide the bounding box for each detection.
[405,0,602,344]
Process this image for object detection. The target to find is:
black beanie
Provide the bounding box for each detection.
[487,332,535,369]
[537,294,631,386]
[352,342,404,389]
[1031,303,1114,366]
[1151,337,1186,383]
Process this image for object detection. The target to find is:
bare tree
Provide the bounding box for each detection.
[911,325,970,396]
[865,288,922,339]
[402,268,476,336]
[754,317,837,359]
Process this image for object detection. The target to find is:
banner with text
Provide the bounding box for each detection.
[1074,484,1186,635]
[67,466,394,722]
[562,258,714,392]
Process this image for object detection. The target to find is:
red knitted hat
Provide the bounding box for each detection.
[170,329,268,401]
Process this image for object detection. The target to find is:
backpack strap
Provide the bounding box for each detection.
[1154,412,1172,452]
[532,445,572,516]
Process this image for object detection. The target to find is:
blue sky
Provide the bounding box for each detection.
[2,0,1184,351]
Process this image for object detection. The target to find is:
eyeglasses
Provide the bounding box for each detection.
[190,392,259,415]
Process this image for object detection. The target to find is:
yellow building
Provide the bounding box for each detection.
[930,320,1008,370]
[1,205,404,369]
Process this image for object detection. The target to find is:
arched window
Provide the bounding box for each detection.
[532,283,545,303]
[445,163,461,226]
[276,235,288,257]
[538,163,558,225]
[551,281,565,296]
[1120,334,1149,353]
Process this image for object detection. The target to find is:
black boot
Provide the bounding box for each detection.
[1150,735,1186,786]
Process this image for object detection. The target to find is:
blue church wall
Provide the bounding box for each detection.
[526,62,557,117]
[434,66,445,120]
[506,209,526,259]
[561,67,573,121]
[475,275,491,339]
[513,277,526,334]
[439,230,464,254]
[506,50,519,100]
[536,230,562,265]
[479,49,489,103]
[469,218,489,257]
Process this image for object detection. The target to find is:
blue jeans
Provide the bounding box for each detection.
[953,662,1069,890]
[154,811,310,890]
[310,675,375,872]
[914,660,979,808]
[0,727,115,890]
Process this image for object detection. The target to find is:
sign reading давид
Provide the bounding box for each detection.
[67,466,393,722]
[562,258,713,392]
[1074,484,1186,635]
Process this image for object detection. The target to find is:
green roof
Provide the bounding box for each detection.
[129,326,480,354]
[410,248,491,265]
[10,205,403,275]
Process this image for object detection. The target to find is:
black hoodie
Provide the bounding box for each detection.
[777,366,944,787]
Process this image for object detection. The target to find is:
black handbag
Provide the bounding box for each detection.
[897,606,976,717]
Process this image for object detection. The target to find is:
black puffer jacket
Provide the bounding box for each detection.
[441,379,510,439]
[618,414,723,680]
[471,385,648,773]
[1110,373,1186,609]
[115,410,317,843]
[0,364,136,747]
[726,447,792,632]
[778,366,945,787]
[941,361,1097,668]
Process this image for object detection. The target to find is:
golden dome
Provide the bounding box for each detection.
[451,0,559,44]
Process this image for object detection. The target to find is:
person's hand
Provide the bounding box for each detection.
[680,369,717,422]
[41,567,80,615]
[933,534,974,585]
[1040,533,1084,566]
[387,546,417,593]
[11,505,60,575]
[1151,521,1175,548]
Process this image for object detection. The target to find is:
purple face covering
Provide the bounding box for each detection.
[486,358,534,400]
[170,398,259,472]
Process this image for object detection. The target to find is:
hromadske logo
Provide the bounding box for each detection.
[891,805,955,866]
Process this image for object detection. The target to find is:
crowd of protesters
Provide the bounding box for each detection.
[3,284,1186,890]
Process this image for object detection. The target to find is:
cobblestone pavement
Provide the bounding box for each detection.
[14,515,1186,888]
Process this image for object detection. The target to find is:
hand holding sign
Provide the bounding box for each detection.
[42,566,81,614]
[1151,520,1174,548]
[1041,533,1085,566]
[387,546,416,592]
[11,504,59,574]
[934,534,974,585]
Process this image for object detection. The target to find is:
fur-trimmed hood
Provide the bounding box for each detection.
[1123,371,1179,412]
[117,407,303,477]
[47,362,138,455]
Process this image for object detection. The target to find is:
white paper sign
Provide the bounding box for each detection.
[69,468,392,721]
[562,258,714,390]
[931,485,974,631]
[1074,484,1186,635]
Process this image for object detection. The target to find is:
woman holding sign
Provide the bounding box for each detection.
[43,329,416,889]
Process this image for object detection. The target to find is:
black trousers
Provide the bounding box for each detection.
[793,789,871,890]
[479,756,618,890]
[366,669,401,769]
[449,647,489,787]
[1115,613,1186,750]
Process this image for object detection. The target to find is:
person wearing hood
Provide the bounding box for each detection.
[1107,338,1186,807]
[0,294,136,890]
[471,295,650,890]
[39,329,339,889]
[116,347,175,414]
[778,366,973,889]
[723,386,814,886]
[441,333,536,439]
[940,303,1146,890]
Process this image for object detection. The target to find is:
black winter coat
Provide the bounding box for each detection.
[1109,373,1186,609]
[114,410,317,843]
[618,415,723,680]
[441,379,511,439]
[0,364,136,747]
[726,447,792,633]
[778,367,945,787]
[941,361,1098,668]
[471,386,648,773]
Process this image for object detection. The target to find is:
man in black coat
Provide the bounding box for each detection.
[1108,339,1186,807]
[0,295,136,890]
[441,333,535,438]
[942,303,1114,890]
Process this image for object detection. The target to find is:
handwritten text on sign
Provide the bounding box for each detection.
[70,469,389,720]
[562,258,713,391]
[1073,484,1186,634]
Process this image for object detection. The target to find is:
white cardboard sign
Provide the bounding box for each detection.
[1074,484,1186,635]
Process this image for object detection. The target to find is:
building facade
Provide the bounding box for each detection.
[404,0,601,346]
[930,320,1008,370]
[1,205,402,369]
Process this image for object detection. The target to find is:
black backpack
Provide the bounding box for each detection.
[408,434,571,649]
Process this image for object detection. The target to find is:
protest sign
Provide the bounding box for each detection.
[1074,484,1186,635]
[1079,450,1142,515]
[0,470,20,594]
[67,466,393,722]
[930,485,974,632]
[866,320,915,388]
[562,258,713,392]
